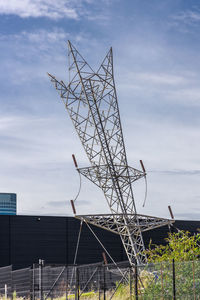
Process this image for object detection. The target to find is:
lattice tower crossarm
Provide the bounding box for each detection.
[48,41,174,266]
[75,214,175,236]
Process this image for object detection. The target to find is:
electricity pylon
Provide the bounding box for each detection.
[48,41,174,265]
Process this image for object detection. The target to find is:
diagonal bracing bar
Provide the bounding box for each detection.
[48,41,174,266]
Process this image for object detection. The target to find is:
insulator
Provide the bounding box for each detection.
[140,160,146,173]
[70,200,76,215]
[72,154,78,168]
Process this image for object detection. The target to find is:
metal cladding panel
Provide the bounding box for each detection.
[10,216,67,269]
[142,225,171,247]
[0,215,10,266]
[67,218,125,264]
[143,220,200,248]
[175,220,200,232]
[0,216,200,269]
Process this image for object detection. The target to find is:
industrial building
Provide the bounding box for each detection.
[0,193,16,215]
[0,214,199,270]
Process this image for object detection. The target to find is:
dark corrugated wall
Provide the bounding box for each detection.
[0,215,199,269]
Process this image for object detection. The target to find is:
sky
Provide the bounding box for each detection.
[0,0,200,219]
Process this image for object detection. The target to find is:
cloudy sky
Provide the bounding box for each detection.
[0,0,200,219]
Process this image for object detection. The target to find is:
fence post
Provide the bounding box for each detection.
[134,261,138,300]
[98,266,101,300]
[75,267,79,300]
[172,259,176,300]
[10,265,13,300]
[5,284,7,300]
[129,266,133,297]
[66,266,68,300]
[32,263,35,300]
[103,265,106,300]
[160,262,164,300]
[192,260,196,300]
[39,259,44,300]
[77,267,80,300]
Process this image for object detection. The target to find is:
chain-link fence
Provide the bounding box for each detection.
[0,260,200,299]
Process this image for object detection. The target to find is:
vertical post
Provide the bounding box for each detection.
[39,259,44,300]
[77,268,79,300]
[160,262,164,300]
[32,264,35,300]
[75,266,77,300]
[10,265,13,300]
[5,284,7,300]
[98,266,101,300]
[75,267,79,300]
[66,266,68,300]
[172,259,176,300]
[134,261,138,300]
[129,267,132,297]
[51,267,53,300]
[192,260,196,300]
[103,265,106,300]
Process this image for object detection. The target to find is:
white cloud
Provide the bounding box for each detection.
[0,0,112,21]
[169,8,200,33]
[118,69,200,108]
[0,28,69,85]
[172,9,200,25]
[136,72,187,86]
[166,88,200,106]
[0,0,78,19]
[0,28,107,88]
[0,27,69,44]
[0,21,200,218]
[20,28,69,44]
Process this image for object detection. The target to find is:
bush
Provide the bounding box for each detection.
[139,231,200,299]
[145,230,200,263]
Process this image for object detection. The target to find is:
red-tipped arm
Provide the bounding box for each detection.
[140,160,146,174]
[70,200,76,215]
[72,154,78,168]
[168,205,174,219]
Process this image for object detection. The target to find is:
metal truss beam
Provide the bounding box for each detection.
[77,165,145,189]
[75,214,174,236]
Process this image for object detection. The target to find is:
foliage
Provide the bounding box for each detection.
[144,230,200,263]
[13,291,17,300]
[30,232,200,299]
[112,282,132,300]
[138,231,200,299]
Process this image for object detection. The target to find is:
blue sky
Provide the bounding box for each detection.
[0,0,200,219]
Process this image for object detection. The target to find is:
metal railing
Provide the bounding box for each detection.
[0,259,200,299]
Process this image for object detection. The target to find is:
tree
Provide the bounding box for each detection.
[145,230,200,263]
[141,231,200,299]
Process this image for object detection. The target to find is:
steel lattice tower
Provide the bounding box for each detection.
[48,41,174,266]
